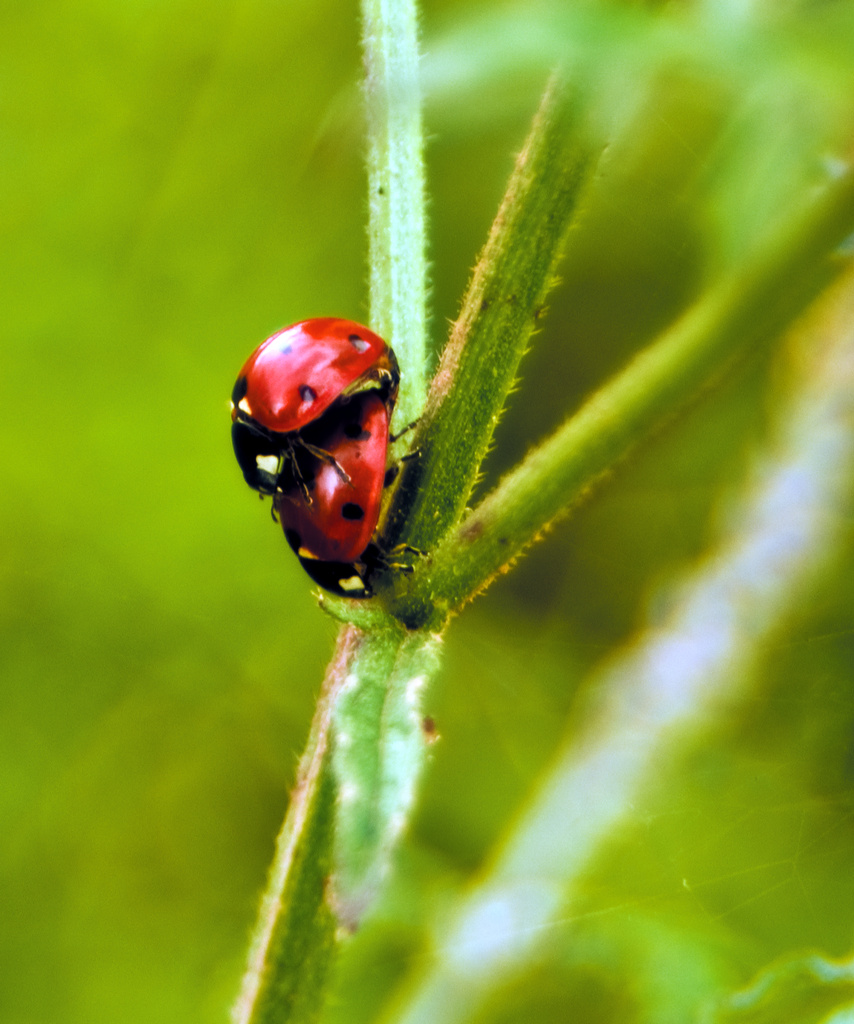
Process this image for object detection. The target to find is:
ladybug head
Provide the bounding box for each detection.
[231,420,283,494]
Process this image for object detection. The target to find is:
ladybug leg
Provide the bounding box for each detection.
[376,542,423,575]
[390,421,422,465]
[389,420,418,444]
[300,442,352,486]
[380,558,415,576]
[383,449,421,490]
[387,542,422,559]
[278,444,315,505]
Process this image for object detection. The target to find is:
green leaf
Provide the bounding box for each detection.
[331,628,442,926]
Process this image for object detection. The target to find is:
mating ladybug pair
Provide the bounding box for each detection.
[230,318,401,597]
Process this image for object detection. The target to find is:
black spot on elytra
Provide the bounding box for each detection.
[299,384,317,403]
[343,420,370,440]
[231,375,248,404]
[348,334,369,353]
[341,503,364,521]
[284,528,302,552]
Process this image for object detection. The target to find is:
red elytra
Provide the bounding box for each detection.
[231,317,398,436]
[273,391,391,596]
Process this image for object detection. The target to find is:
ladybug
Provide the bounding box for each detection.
[230,319,401,597]
[230,316,398,440]
[273,390,393,597]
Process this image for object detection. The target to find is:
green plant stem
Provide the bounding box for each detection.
[361,0,428,430]
[231,8,432,1017]
[232,626,358,1024]
[390,162,854,629]
[382,77,593,556]
[231,620,441,1020]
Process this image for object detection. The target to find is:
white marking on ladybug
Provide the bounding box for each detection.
[338,575,367,594]
[238,397,253,416]
[255,454,278,476]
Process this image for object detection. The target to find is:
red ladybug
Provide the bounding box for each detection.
[273,391,393,597]
[230,318,400,596]
[231,317,398,438]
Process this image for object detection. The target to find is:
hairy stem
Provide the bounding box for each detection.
[362,0,428,430]
[231,627,358,1024]
[382,77,594,557]
[390,162,854,628]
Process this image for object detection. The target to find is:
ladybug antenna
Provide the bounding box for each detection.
[275,440,315,505]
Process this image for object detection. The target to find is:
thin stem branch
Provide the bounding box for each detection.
[381,78,594,556]
[390,162,854,628]
[362,0,428,429]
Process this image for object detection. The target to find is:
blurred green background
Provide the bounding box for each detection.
[3,0,854,1021]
